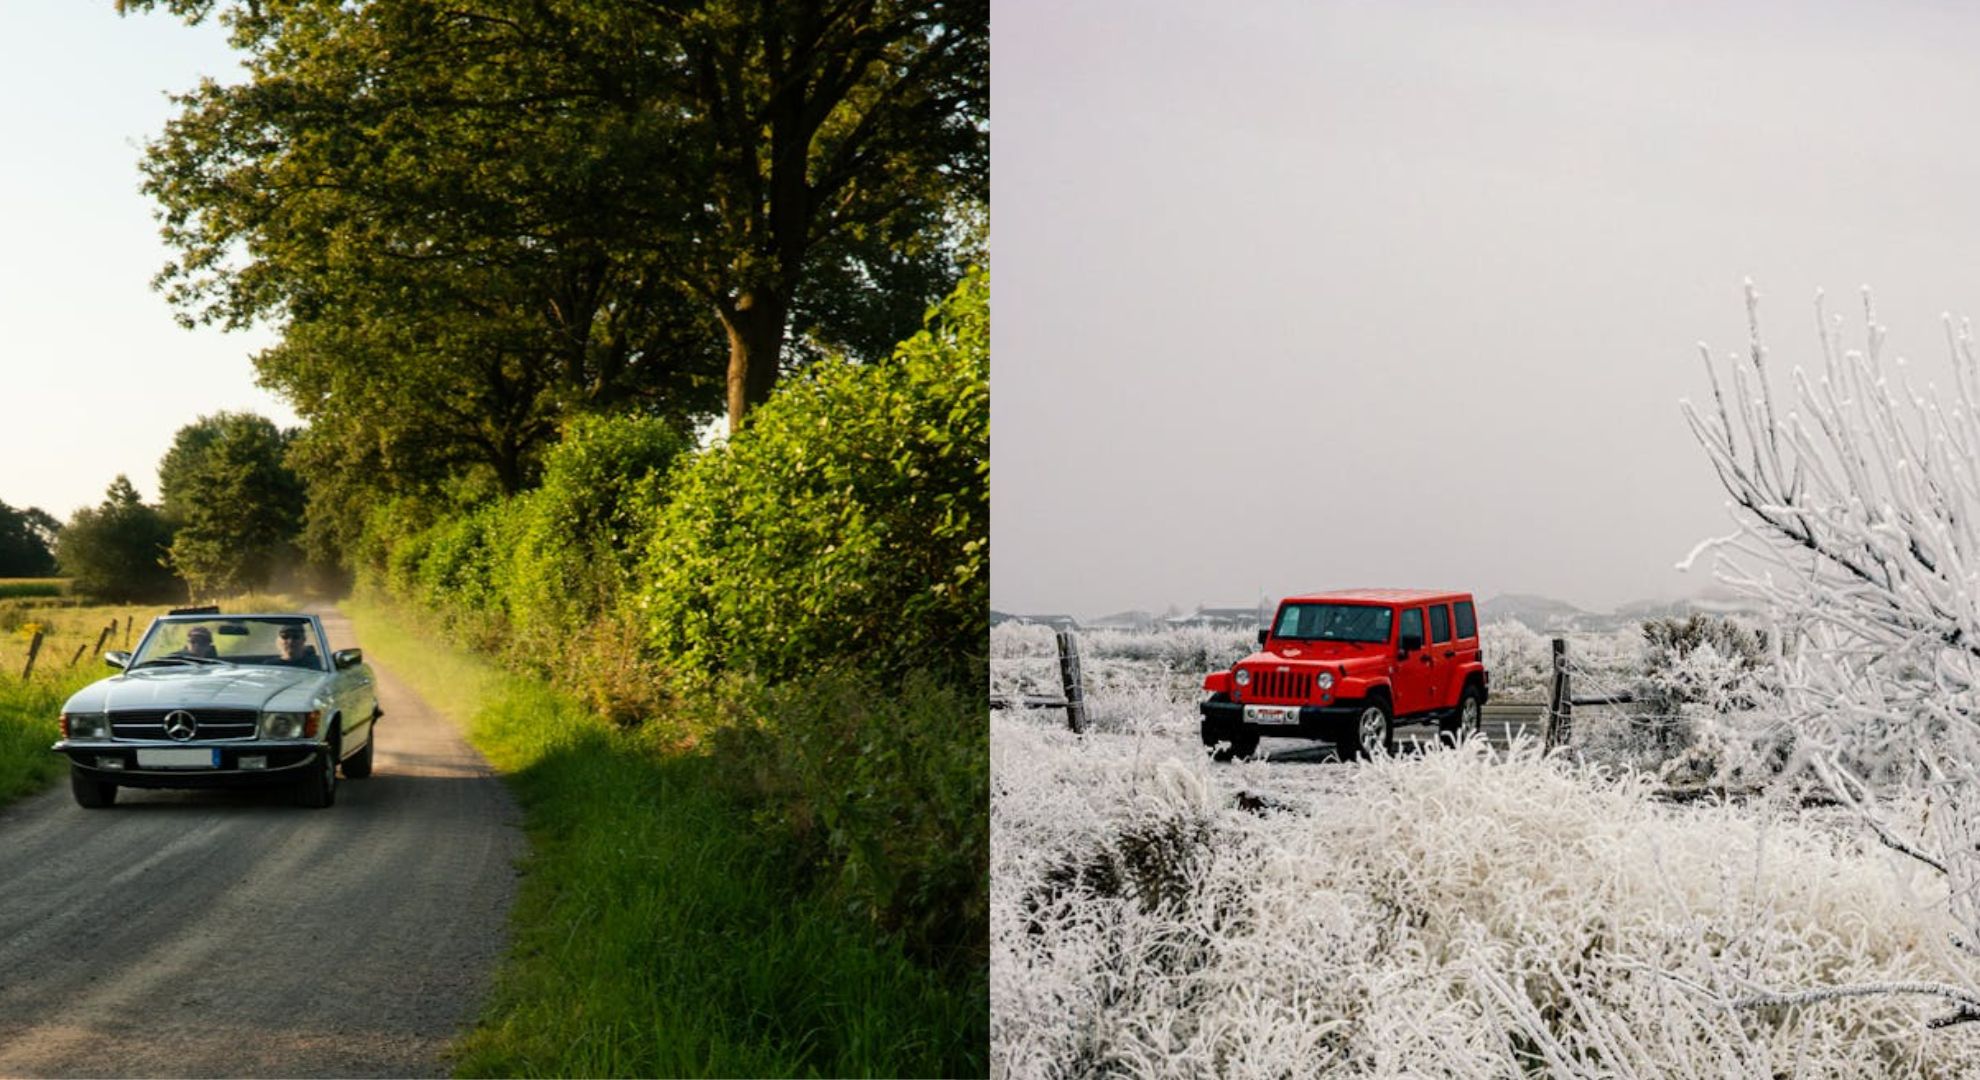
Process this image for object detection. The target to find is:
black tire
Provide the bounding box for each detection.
[1206,732,1260,762]
[296,740,339,808]
[1343,698,1393,760]
[70,768,117,809]
[341,731,375,779]
[1441,686,1484,748]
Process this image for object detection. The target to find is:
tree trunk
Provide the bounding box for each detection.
[722,289,791,434]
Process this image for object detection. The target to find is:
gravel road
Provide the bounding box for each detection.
[0,611,523,1078]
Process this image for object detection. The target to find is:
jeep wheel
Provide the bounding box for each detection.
[70,769,117,809]
[1441,688,1483,748]
[1345,701,1392,760]
[296,742,339,808]
[1204,727,1259,762]
[341,733,375,779]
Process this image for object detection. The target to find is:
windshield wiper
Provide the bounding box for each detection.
[132,656,230,669]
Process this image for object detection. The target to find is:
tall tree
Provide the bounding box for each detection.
[57,477,181,602]
[157,412,306,596]
[125,0,989,507]
[0,501,60,577]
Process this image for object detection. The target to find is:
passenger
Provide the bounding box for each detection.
[273,625,317,668]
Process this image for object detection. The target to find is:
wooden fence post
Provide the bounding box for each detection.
[1056,628,1087,734]
[1543,637,1573,750]
[21,630,43,680]
[90,623,113,659]
[67,643,88,668]
[123,616,132,649]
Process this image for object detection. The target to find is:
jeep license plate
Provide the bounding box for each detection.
[136,748,221,768]
[1244,705,1300,726]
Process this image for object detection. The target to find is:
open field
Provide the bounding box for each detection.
[990,622,1980,1077]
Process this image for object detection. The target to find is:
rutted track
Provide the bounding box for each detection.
[0,610,523,1078]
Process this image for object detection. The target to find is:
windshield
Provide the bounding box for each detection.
[131,618,326,671]
[1272,603,1393,644]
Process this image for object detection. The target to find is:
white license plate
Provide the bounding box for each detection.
[136,748,221,768]
[1244,705,1301,725]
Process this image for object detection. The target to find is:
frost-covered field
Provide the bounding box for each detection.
[989,623,1980,1077]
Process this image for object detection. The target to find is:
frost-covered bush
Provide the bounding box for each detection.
[992,715,1979,1077]
[1684,284,1980,1032]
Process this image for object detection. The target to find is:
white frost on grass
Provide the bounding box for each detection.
[991,713,1979,1077]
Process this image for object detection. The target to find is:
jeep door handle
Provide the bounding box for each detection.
[1442,650,1456,658]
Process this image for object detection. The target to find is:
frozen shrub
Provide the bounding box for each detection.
[992,715,1979,1077]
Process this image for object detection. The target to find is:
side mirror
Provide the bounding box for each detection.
[1257,629,1269,646]
[333,648,364,670]
[104,650,131,670]
[1398,631,1423,654]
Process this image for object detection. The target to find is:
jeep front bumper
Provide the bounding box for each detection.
[1199,698,1371,742]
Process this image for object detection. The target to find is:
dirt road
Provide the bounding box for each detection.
[0,611,523,1078]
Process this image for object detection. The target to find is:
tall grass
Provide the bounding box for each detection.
[345,597,986,1078]
[0,599,174,808]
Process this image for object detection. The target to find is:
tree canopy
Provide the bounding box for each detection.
[127,0,986,565]
[157,412,306,596]
[57,477,180,602]
[0,501,60,578]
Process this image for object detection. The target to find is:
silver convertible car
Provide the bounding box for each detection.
[51,611,381,809]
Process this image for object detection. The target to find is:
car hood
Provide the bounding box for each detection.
[1249,641,1388,664]
[65,665,324,714]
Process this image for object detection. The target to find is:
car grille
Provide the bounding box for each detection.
[1245,669,1312,702]
[109,708,259,742]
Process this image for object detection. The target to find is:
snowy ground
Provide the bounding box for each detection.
[990,624,1980,1078]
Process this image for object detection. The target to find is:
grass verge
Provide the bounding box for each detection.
[346,596,986,1077]
[0,599,177,809]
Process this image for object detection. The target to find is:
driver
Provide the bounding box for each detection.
[273,624,317,667]
[181,627,218,659]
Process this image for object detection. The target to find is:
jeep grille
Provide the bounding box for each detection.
[1246,669,1312,701]
[109,708,259,742]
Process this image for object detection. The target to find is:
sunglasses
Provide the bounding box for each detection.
[278,630,304,640]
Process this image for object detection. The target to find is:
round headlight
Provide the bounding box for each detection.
[1316,672,1334,691]
[1234,668,1250,687]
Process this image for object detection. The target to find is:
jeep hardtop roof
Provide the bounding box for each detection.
[1280,589,1471,605]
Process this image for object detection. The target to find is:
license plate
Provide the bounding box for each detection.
[1244,705,1301,725]
[136,748,221,769]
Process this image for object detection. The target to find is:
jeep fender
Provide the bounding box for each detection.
[1203,670,1232,695]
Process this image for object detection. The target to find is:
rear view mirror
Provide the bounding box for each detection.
[1399,631,1423,653]
[104,650,130,670]
[1257,629,1269,646]
[333,648,364,670]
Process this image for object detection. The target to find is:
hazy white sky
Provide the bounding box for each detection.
[991,0,1980,617]
[0,4,293,522]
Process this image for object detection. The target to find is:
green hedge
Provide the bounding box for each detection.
[638,267,988,690]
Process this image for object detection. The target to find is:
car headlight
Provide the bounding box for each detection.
[1316,672,1335,691]
[62,712,108,739]
[1234,669,1250,687]
[259,711,319,739]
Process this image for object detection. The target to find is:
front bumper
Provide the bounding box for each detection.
[1199,698,1370,742]
[53,739,325,789]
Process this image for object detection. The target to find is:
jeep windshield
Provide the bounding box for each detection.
[130,617,327,671]
[1272,603,1393,644]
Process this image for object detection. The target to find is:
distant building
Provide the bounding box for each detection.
[996,612,1080,632]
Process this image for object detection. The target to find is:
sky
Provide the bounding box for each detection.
[990,0,1980,618]
[0,4,294,523]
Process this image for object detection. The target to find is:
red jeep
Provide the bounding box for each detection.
[1199,590,1489,760]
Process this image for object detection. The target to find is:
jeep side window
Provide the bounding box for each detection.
[1429,604,1452,644]
[1397,607,1424,648]
[1455,601,1477,639]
